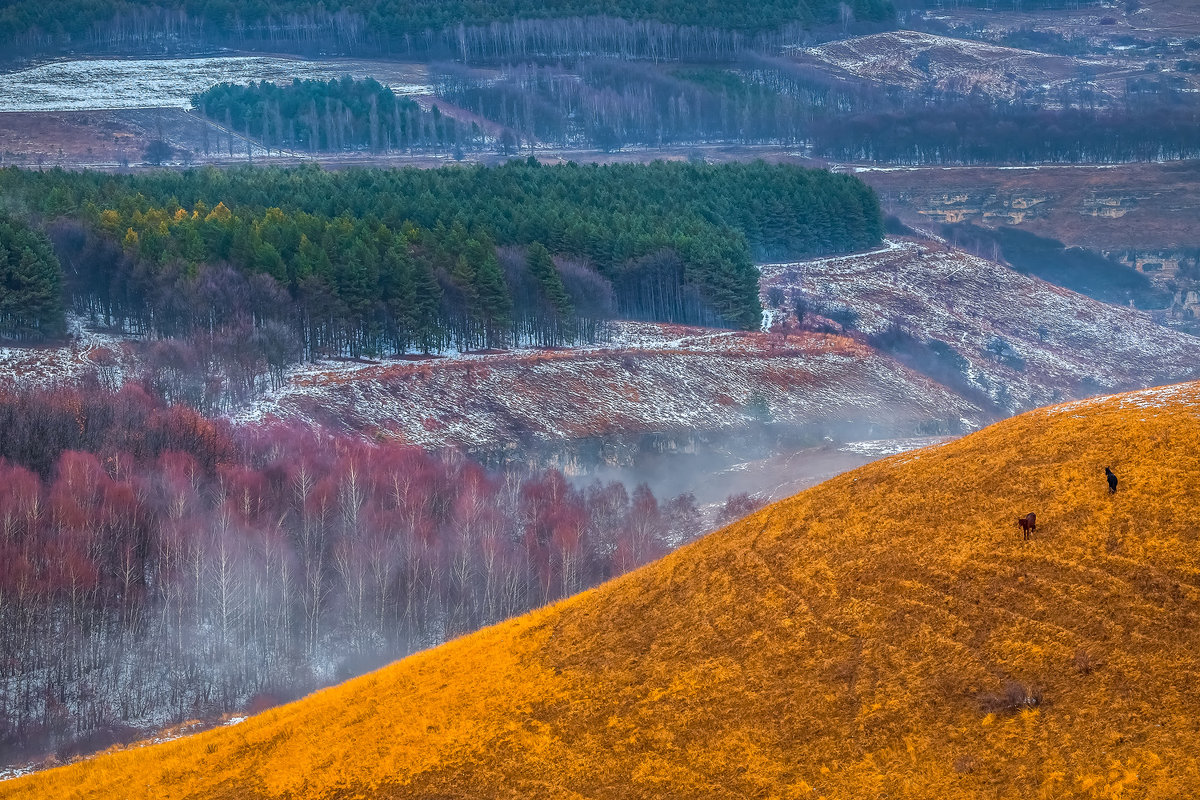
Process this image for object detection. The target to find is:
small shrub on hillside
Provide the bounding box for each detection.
[1074,647,1101,675]
[980,681,1043,714]
[719,492,767,525]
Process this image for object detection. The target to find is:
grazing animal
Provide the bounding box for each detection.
[1017,512,1036,541]
[1105,467,1118,494]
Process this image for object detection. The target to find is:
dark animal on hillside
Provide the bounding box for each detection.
[1017,512,1036,541]
[1105,467,1118,494]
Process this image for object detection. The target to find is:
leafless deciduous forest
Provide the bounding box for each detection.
[0,384,712,763]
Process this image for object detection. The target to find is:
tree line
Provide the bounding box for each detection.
[0,383,710,766]
[433,60,810,151]
[48,211,614,409]
[808,103,1200,165]
[430,56,909,151]
[193,78,482,156]
[0,0,894,59]
[430,56,1200,164]
[4,160,882,347]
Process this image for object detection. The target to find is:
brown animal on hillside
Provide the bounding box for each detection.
[1017,512,1036,541]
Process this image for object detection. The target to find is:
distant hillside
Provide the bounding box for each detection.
[10,380,1200,798]
[0,0,894,58]
[798,31,1099,101]
[235,321,983,444]
[760,238,1200,413]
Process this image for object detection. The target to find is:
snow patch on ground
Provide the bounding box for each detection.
[0,766,33,783]
[759,238,1200,414]
[840,436,954,457]
[0,57,430,112]
[0,315,138,388]
[796,30,1122,103]
[1043,382,1200,416]
[231,319,982,448]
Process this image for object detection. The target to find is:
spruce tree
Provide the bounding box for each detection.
[527,242,573,317]
[0,216,67,342]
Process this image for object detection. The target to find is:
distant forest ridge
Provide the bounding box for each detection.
[429,58,1200,162]
[0,0,894,57]
[194,65,1200,165]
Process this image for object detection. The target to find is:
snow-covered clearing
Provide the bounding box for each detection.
[796,30,1121,102]
[0,316,136,388]
[0,57,429,112]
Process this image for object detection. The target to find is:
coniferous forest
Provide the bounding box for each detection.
[0,215,66,343]
[204,66,1200,169]
[0,162,882,407]
[192,78,480,156]
[430,59,1200,163]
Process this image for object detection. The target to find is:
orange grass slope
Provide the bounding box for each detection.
[9,382,1200,800]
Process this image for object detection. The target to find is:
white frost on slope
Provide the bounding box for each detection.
[0,57,430,112]
[797,30,1117,102]
[0,766,33,783]
[840,436,953,457]
[759,238,1200,413]
[232,320,982,447]
[1043,382,1200,416]
[0,316,137,388]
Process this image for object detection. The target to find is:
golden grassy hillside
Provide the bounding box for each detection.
[8,382,1200,800]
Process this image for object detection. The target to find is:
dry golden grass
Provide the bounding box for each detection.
[9,382,1200,799]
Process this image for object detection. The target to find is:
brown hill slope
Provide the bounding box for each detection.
[236,324,983,446]
[7,383,1200,799]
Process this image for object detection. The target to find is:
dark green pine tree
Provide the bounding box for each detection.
[380,241,416,353]
[526,241,575,345]
[526,242,573,317]
[466,239,512,349]
[410,257,444,354]
[0,216,67,342]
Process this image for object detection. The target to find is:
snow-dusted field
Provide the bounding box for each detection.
[795,30,1123,103]
[232,321,981,448]
[1044,381,1200,417]
[0,317,135,388]
[760,238,1200,412]
[0,57,429,112]
[7,239,1196,452]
